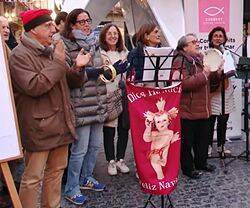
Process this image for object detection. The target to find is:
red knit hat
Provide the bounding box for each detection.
[20,9,52,32]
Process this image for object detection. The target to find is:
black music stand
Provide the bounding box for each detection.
[143,48,174,87]
[236,57,250,161]
[208,68,238,174]
[130,49,176,208]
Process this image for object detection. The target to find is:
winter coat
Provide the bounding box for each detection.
[9,33,76,152]
[171,50,220,120]
[210,76,235,115]
[127,42,144,82]
[210,50,236,115]
[62,33,108,127]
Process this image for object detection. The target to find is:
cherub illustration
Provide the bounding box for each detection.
[143,98,180,180]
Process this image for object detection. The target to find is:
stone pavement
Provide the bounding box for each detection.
[61,138,250,208]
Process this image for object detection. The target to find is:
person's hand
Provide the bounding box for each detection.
[75,49,91,69]
[216,59,225,75]
[52,33,61,43]
[102,68,112,80]
[113,59,129,74]
[54,40,65,63]
[216,68,223,76]
[203,64,211,77]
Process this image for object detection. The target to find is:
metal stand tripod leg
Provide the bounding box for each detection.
[221,144,238,168]
[219,144,228,174]
[209,143,237,173]
[208,73,237,172]
[238,76,250,161]
[143,195,174,208]
[167,195,174,208]
[143,195,156,208]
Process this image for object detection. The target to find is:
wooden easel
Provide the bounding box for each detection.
[0,162,22,208]
[0,22,23,207]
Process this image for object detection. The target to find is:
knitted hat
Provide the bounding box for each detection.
[20,9,52,32]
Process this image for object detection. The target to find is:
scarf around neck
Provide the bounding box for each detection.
[72,29,99,53]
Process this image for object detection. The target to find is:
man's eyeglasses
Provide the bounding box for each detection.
[76,19,92,25]
[187,39,199,45]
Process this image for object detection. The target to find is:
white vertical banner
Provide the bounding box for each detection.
[184,0,243,139]
[0,35,22,162]
[148,0,185,48]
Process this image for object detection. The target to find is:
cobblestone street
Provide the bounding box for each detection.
[61,138,250,208]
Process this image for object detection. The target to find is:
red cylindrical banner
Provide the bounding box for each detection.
[126,82,182,195]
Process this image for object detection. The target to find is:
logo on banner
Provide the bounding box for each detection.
[199,0,230,32]
[126,83,182,195]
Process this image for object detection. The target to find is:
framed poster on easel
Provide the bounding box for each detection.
[0,25,23,207]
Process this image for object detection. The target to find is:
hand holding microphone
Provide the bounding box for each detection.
[51,34,66,63]
[52,33,61,44]
[54,40,66,63]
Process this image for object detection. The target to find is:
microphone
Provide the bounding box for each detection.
[219,44,225,54]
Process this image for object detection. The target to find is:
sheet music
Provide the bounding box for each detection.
[143,47,174,81]
[223,50,235,73]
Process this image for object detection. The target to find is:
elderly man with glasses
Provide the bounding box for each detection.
[170,33,219,179]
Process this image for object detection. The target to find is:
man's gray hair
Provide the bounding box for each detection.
[176,33,197,51]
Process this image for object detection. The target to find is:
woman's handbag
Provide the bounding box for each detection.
[106,88,123,122]
[118,74,130,129]
[102,52,124,122]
